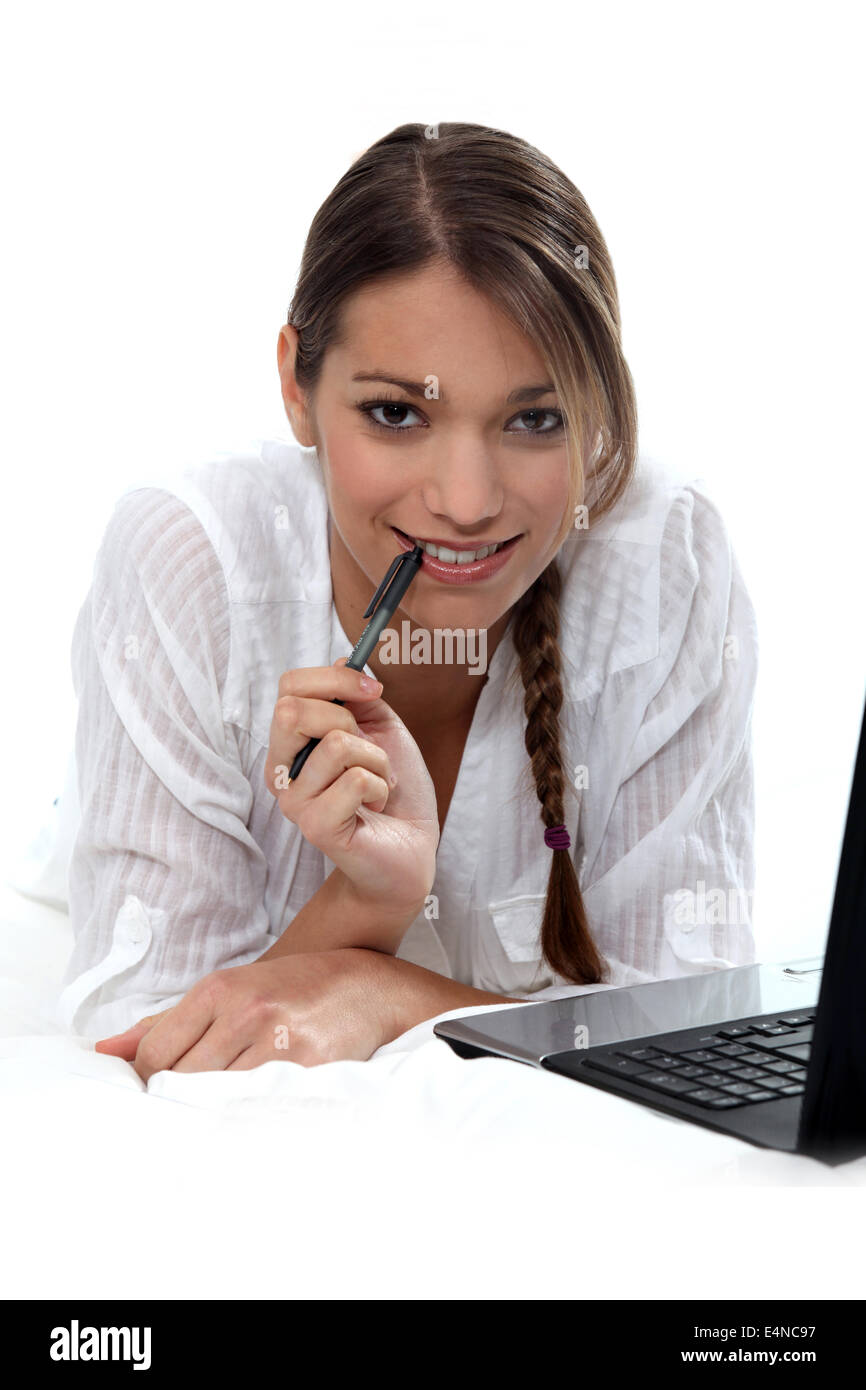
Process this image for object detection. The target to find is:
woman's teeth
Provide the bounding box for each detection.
[405,535,504,563]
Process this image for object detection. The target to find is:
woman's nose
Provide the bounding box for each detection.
[420,446,504,525]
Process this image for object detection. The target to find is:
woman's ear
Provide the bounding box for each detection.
[277,324,317,447]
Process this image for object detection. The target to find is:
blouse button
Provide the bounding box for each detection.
[117,898,151,945]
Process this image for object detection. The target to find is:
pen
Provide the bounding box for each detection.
[286,542,425,783]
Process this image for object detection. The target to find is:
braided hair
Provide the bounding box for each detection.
[509,559,609,985]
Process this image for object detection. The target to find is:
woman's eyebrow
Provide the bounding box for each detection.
[350,371,557,405]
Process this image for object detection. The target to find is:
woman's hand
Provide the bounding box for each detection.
[93,949,398,1082]
[264,657,439,918]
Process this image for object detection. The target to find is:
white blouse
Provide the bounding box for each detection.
[55,437,759,1040]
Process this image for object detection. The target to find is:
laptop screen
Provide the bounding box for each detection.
[798,685,866,1162]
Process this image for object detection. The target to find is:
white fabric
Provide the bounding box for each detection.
[51,437,758,1039]
[1,884,859,1302]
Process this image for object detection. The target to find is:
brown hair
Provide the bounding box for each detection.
[287,121,638,985]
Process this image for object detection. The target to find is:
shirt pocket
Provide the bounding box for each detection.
[477,892,558,996]
[488,893,548,963]
[660,888,753,973]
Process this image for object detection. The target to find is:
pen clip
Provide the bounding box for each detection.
[362,550,413,619]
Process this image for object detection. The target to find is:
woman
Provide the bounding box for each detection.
[58,121,758,1078]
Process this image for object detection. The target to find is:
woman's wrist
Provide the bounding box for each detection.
[336,870,429,952]
[371,951,524,1044]
[259,868,426,962]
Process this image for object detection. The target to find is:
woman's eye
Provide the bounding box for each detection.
[507,408,564,435]
[358,401,424,431]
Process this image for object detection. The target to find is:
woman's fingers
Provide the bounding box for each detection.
[265,659,393,800]
[296,764,392,850]
[277,658,381,703]
[225,1045,272,1071]
[269,726,395,808]
[93,1029,143,1060]
[94,1008,172,1057]
[96,982,267,1078]
[166,1017,252,1073]
[124,989,219,1083]
[265,695,359,788]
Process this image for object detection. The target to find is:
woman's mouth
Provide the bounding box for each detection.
[391,526,522,585]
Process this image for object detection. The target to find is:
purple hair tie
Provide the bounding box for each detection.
[544,823,571,851]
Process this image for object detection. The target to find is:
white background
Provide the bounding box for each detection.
[1,1,863,950]
[0,0,864,1270]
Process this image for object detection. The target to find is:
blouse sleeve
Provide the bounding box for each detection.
[57,487,274,1040]
[520,483,759,1003]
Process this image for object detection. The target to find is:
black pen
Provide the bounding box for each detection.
[286,543,425,783]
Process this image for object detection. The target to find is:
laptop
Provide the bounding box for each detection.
[435,687,866,1166]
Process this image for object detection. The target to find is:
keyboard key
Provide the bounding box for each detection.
[776,1015,812,1027]
[749,1023,798,1036]
[708,1043,752,1057]
[746,1029,813,1054]
[582,1055,652,1078]
[717,1081,756,1096]
[703,1058,739,1072]
[639,1073,702,1094]
[758,1059,800,1074]
[676,1065,712,1079]
[615,1046,665,1060]
[775,1043,811,1062]
[679,1050,718,1063]
[716,1026,758,1039]
[653,1034,730,1054]
[748,1073,790,1090]
[726,1066,770,1081]
[779,1083,806,1096]
[743,1089,777,1101]
[686,1088,730,1104]
[706,1096,748,1108]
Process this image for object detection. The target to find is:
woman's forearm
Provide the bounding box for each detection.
[258,868,424,961]
[375,951,525,1042]
[256,877,526,1048]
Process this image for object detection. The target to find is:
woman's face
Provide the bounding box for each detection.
[278,259,574,642]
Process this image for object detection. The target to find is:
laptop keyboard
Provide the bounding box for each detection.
[579,1013,815,1110]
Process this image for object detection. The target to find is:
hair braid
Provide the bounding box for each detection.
[511,560,609,985]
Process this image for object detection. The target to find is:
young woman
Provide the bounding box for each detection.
[58,121,757,1078]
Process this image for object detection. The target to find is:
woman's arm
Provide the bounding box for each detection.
[258,868,428,960]
[373,951,522,1037]
[98,944,522,1075]
[258,873,521,1033]
[61,487,280,1041]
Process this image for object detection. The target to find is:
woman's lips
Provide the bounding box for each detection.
[391,526,521,584]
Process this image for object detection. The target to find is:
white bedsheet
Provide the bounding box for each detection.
[1,880,864,1301]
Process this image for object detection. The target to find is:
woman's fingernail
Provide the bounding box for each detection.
[359,675,382,691]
